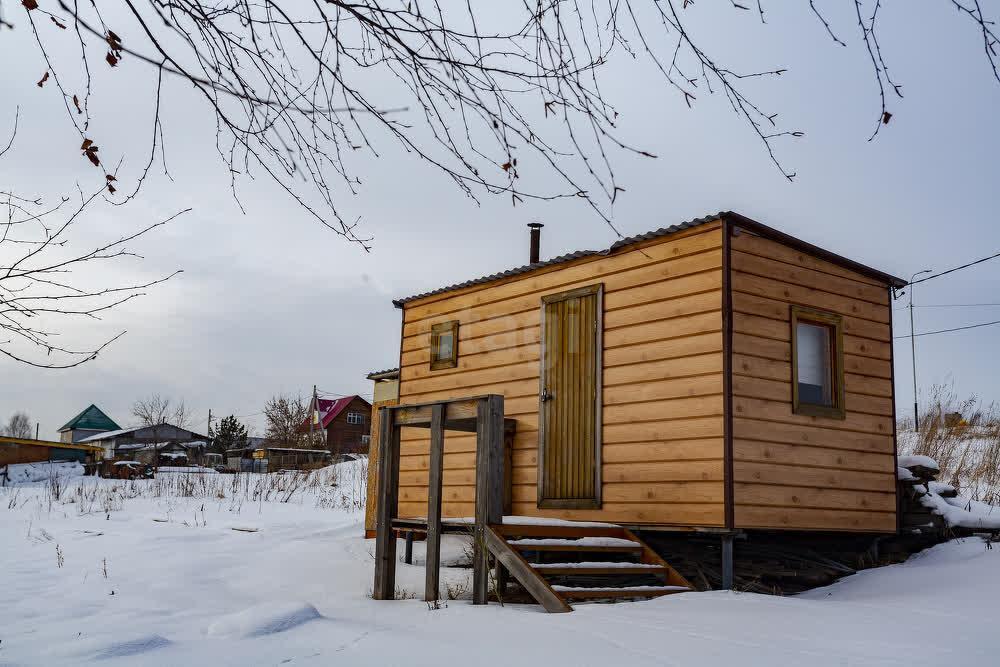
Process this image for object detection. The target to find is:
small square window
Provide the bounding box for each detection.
[791,306,845,419]
[346,412,365,425]
[430,320,459,370]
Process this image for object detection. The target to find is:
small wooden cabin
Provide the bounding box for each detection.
[386,212,905,535]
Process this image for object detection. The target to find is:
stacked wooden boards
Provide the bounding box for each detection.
[395,221,727,527]
[729,230,897,532]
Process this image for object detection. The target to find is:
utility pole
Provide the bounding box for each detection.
[207,408,213,463]
[35,422,39,440]
[309,385,318,447]
[908,269,933,431]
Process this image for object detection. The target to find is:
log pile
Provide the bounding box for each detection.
[897,462,949,538]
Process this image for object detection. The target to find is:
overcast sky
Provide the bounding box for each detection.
[1,2,998,438]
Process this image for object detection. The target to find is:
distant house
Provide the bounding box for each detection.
[81,423,211,464]
[226,445,332,473]
[58,405,120,443]
[300,396,373,457]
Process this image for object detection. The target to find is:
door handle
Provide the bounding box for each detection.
[540,388,554,402]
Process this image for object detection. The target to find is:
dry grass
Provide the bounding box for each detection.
[901,384,1000,504]
[1,459,370,518]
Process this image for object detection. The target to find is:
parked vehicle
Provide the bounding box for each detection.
[111,461,154,480]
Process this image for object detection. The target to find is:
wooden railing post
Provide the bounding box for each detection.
[473,394,504,605]
[424,403,445,602]
[373,406,400,600]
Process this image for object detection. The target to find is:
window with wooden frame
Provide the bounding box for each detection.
[429,320,459,370]
[791,306,845,419]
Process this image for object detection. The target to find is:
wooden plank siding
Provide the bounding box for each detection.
[395,222,727,527]
[729,230,897,532]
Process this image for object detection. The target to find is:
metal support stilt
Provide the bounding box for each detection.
[721,534,734,590]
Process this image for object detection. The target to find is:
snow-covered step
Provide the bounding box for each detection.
[552,585,690,600]
[492,522,627,540]
[508,536,643,553]
[531,561,668,576]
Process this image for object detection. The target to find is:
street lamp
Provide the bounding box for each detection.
[908,269,933,431]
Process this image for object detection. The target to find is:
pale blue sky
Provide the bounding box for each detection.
[1,2,998,436]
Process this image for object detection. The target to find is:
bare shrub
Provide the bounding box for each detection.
[902,383,1000,502]
[445,579,470,601]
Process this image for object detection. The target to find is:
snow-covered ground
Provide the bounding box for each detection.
[1,461,997,666]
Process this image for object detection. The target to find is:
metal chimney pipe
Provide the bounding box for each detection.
[528,222,544,264]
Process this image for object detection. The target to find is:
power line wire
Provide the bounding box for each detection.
[895,318,1000,339]
[908,250,1000,285]
[317,388,373,399]
[893,302,1000,311]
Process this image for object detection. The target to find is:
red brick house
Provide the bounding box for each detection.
[305,396,373,457]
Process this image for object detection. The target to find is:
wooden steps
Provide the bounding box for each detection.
[484,522,694,612]
[531,563,670,576]
[509,538,645,554]
[555,586,690,601]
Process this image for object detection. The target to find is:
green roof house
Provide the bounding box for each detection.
[58,404,121,443]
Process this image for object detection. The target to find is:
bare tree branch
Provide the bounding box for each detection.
[0,115,184,368]
[4,0,999,244]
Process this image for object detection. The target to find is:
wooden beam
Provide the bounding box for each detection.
[392,398,481,428]
[424,403,445,602]
[373,408,400,600]
[473,394,505,605]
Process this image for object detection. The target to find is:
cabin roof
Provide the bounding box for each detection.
[392,211,907,307]
[58,404,121,433]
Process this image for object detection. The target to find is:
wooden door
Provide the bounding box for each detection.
[538,284,603,509]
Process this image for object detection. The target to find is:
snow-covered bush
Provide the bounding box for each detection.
[900,384,1000,504]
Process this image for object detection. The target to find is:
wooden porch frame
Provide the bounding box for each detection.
[373,394,512,605]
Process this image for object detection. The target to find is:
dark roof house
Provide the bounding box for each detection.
[58,405,121,443]
[298,395,373,456]
[81,423,211,463]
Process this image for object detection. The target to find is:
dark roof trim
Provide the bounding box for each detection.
[58,404,121,432]
[392,211,905,307]
[725,213,906,288]
[366,368,400,381]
